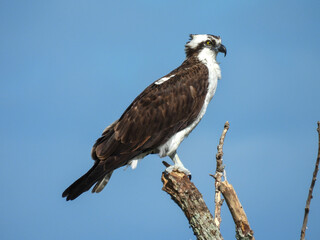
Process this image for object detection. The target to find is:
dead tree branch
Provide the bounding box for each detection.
[219,181,254,240]
[161,121,254,240]
[300,121,320,240]
[211,121,229,229]
[211,121,255,240]
[161,165,222,240]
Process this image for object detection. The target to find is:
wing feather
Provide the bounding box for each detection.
[92,58,209,172]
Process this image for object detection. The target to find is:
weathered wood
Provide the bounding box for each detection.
[161,122,254,240]
[161,171,223,240]
[212,121,254,240]
[300,121,320,240]
[213,121,229,228]
[219,181,254,240]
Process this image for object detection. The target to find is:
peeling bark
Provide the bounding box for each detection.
[161,171,223,240]
[219,181,254,240]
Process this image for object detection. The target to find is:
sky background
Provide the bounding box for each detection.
[1,0,320,239]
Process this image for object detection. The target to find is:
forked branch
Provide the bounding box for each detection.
[161,121,254,240]
[212,121,255,240]
[161,167,222,240]
[212,121,229,229]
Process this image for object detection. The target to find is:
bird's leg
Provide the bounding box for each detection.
[166,151,192,179]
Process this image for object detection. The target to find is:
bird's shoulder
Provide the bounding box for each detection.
[122,58,209,114]
[92,58,210,159]
[112,59,209,143]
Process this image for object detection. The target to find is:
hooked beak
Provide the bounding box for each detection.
[217,44,227,57]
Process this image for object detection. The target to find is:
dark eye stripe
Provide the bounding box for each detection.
[206,40,216,46]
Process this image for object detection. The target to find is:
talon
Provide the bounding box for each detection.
[165,166,175,174]
[165,164,191,177]
[167,151,192,178]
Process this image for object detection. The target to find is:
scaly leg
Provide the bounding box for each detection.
[166,151,191,178]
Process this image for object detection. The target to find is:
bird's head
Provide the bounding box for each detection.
[185,34,227,58]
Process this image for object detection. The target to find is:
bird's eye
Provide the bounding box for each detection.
[206,41,211,45]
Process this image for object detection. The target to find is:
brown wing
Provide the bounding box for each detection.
[63,58,210,200]
[92,58,209,171]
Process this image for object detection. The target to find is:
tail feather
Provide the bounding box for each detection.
[62,162,110,201]
[92,171,114,193]
[63,154,137,201]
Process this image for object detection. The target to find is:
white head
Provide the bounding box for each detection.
[185,34,227,58]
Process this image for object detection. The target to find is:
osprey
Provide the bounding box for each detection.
[63,34,227,201]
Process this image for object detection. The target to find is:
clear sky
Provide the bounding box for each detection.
[1,0,320,239]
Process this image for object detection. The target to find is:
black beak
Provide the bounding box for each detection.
[217,44,227,57]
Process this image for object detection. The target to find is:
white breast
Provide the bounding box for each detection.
[158,48,221,157]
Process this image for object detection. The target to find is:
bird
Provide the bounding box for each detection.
[62,34,227,201]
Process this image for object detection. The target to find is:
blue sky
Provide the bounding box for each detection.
[1,0,320,239]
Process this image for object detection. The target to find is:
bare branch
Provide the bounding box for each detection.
[300,121,320,240]
[219,181,254,240]
[162,170,222,240]
[213,121,255,240]
[212,121,229,228]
